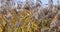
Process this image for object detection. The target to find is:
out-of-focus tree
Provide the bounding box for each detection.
[36,0,42,7]
[48,0,53,11]
[57,0,60,10]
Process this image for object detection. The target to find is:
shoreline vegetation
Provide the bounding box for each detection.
[0,0,60,32]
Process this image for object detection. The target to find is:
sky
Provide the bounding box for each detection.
[14,0,59,4]
[0,0,60,7]
[14,0,60,6]
[41,0,60,6]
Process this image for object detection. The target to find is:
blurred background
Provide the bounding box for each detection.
[0,0,60,32]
